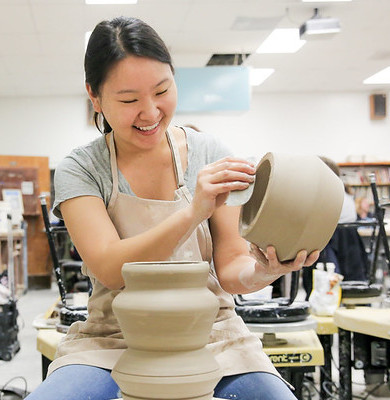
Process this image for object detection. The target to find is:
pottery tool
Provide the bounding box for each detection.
[225,156,259,207]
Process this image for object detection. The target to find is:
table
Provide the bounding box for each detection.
[311,314,338,399]
[36,329,64,379]
[333,307,390,400]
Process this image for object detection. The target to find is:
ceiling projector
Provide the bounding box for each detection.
[299,8,341,39]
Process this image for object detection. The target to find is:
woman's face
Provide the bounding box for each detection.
[87,55,177,151]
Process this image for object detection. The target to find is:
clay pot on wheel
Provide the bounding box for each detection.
[239,153,344,261]
[111,261,222,400]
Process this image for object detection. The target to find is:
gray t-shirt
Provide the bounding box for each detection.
[53,127,232,219]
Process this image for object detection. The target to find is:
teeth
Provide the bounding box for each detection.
[136,122,159,131]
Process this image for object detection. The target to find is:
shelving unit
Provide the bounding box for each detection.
[0,228,26,298]
[338,162,390,202]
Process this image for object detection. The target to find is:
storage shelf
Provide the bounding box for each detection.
[346,183,390,187]
[339,162,390,167]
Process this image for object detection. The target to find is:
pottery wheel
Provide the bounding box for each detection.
[246,316,317,334]
[235,300,310,324]
[246,317,317,347]
[340,281,382,298]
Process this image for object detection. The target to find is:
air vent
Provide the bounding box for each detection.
[206,54,250,66]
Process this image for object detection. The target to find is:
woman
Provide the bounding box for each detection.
[27,17,318,400]
[356,197,374,220]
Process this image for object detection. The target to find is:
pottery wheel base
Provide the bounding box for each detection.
[342,296,383,308]
[261,333,288,347]
[121,393,215,400]
[246,317,317,347]
[115,398,223,400]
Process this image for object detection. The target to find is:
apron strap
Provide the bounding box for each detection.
[166,128,185,188]
[107,132,119,212]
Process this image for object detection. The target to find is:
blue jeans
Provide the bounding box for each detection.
[25,365,297,400]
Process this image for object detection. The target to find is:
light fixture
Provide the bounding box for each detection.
[299,8,341,39]
[256,29,306,54]
[363,67,390,85]
[250,68,275,86]
[85,0,137,4]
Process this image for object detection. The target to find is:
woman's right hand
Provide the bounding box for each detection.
[190,157,256,223]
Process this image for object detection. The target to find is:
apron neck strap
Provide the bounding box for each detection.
[108,129,185,191]
[108,132,120,196]
[166,128,185,188]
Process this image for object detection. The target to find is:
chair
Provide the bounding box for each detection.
[39,195,88,330]
[337,176,387,301]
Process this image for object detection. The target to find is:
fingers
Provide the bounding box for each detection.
[210,169,255,185]
[249,243,268,265]
[209,157,256,173]
[303,250,320,266]
[197,157,256,198]
[267,247,317,271]
[293,250,308,268]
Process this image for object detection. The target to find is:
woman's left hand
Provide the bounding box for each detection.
[249,244,320,282]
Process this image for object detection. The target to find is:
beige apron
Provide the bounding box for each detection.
[48,128,279,380]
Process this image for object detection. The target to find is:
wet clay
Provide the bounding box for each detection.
[239,152,344,261]
[111,261,223,400]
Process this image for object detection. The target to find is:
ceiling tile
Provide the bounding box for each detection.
[0,0,390,96]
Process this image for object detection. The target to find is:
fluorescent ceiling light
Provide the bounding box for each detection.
[85,0,137,4]
[85,31,92,49]
[363,66,390,85]
[256,29,306,54]
[250,68,275,86]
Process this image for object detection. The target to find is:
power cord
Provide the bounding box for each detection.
[358,382,389,400]
[0,376,28,399]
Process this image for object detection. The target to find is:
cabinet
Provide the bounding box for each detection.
[338,162,390,202]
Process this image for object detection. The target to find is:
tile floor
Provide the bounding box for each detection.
[0,284,59,396]
[0,284,389,399]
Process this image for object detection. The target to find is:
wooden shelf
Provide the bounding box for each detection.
[346,183,390,187]
[338,162,390,202]
[339,162,390,167]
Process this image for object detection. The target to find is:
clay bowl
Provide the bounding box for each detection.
[239,152,344,262]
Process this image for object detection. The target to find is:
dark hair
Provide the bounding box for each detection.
[85,16,174,133]
[319,156,340,177]
[320,155,352,194]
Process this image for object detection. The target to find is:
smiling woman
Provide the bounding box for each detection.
[84,17,175,136]
[24,16,318,400]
